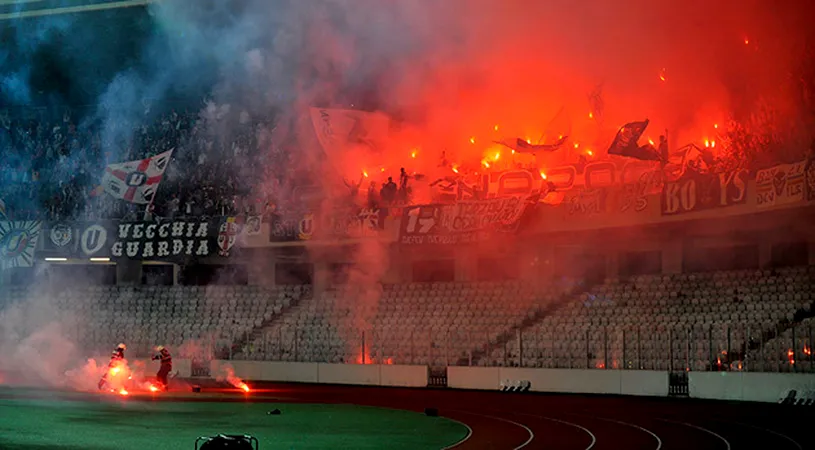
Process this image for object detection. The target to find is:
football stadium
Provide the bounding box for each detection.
[1,0,815,449]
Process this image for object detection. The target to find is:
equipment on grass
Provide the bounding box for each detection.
[195,434,258,450]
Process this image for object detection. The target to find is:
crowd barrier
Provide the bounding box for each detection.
[200,360,815,403]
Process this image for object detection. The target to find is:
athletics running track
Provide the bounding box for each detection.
[181,382,811,449]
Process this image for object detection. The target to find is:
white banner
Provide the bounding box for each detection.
[755,161,806,208]
[309,108,390,156]
[101,149,173,204]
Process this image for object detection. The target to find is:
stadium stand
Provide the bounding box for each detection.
[240,278,584,366]
[1,267,814,374]
[502,266,815,371]
[0,106,279,221]
[0,284,311,359]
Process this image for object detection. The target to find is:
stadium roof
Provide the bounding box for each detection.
[0,0,156,21]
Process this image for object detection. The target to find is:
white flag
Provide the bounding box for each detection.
[101,149,173,204]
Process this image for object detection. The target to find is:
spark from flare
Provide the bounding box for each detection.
[469,137,476,144]
[804,345,811,356]
[539,170,547,180]
[362,170,369,178]
[787,348,795,365]
[119,389,129,396]
[659,68,667,81]
[410,150,417,158]
[586,150,594,156]
[493,124,499,131]
[148,384,159,393]
[588,112,593,119]
[493,152,500,161]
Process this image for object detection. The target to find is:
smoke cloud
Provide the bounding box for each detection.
[2,0,814,384]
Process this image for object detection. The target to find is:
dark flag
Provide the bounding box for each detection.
[607,120,661,161]
[511,136,569,153]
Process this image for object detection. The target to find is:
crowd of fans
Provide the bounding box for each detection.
[2,101,812,223]
[0,103,291,222]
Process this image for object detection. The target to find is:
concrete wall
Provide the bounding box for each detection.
[199,361,815,403]
[209,361,427,388]
[690,372,815,403]
[448,367,668,397]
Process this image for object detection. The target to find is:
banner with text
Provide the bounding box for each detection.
[110,218,239,261]
[660,169,749,216]
[399,196,529,245]
[755,161,806,208]
[269,208,385,242]
[806,158,815,202]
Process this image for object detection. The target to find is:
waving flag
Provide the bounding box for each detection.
[495,107,571,153]
[101,149,173,204]
[607,120,661,161]
[499,136,569,153]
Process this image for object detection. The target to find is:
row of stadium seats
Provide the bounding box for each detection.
[2,266,813,372]
[498,267,815,371]
[0,284,311,359]
[239,279,578,365]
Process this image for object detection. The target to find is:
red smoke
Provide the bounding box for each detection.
[213,362,250,392]
[289,0,814,186]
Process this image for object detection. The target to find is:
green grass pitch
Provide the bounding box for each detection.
[0,387,467,449]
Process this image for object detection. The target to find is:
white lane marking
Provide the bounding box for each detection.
[513,411,597,450]
[451,409,535,449]
[657,418,731,450]
[440,417,473,450]
[571,414,662,450]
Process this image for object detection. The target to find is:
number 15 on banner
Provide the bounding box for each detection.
[405,206,437,234]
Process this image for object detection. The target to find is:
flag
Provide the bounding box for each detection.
[309,107,390,156]
[607,120,660,161]
[495,107,571,153]
[101,149,173,204]
[502,136,569,153]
